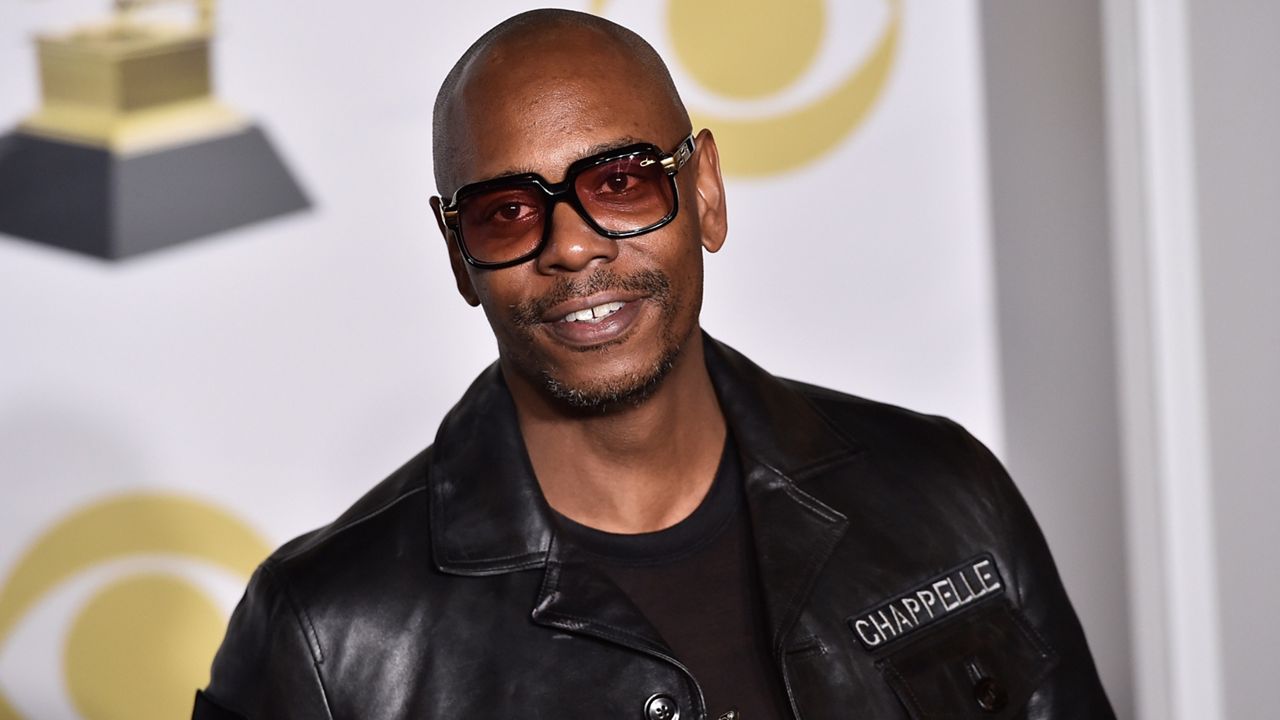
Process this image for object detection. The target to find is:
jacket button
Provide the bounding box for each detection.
[974,677,1008,713]
[644,693,679,720]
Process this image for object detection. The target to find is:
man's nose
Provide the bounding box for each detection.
[534,201,619,273]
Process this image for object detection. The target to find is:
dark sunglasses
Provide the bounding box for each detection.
[434,134,696,268]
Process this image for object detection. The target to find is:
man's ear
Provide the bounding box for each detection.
[691,128,727,254]
[430,195,481,307]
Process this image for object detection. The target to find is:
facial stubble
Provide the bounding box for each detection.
[507,268,684,411]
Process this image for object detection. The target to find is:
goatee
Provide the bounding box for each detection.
[509,268,682,411]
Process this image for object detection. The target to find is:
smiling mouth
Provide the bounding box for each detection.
[511,268,671,338]
[560,301,626,324]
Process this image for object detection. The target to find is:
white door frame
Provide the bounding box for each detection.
[1101,0,1224,718]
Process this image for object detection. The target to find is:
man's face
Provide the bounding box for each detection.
[436,37,726,409]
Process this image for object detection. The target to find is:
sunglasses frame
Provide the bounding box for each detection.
[435,134,696,269]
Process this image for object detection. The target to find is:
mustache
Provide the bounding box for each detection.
[511,269,671,326]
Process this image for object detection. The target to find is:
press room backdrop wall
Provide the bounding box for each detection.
[0,1,1122,718]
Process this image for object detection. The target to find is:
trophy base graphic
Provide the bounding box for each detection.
[0,124,309,259]
[1,1,311,260]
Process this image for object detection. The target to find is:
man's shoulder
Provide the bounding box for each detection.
[205,445,446,706]
[769,374,1014,525]
[779,376,980,466]
[259,445,437,604]
[707,336,982,474]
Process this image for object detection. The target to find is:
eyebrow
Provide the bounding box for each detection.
[480,135,645,184]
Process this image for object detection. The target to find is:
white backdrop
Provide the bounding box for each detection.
[0,1,997,717]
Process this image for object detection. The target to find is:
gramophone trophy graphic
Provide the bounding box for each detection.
[0,0,309,259]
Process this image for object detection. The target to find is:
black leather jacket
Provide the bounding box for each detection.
[196,336,1114,719]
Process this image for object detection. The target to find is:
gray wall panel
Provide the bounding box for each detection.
[979,2,1133,715]
[1187,1,1280,717]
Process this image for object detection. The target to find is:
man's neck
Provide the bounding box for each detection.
[505,337,727,534]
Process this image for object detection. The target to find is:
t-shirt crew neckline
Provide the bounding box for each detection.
[550,434,741,566]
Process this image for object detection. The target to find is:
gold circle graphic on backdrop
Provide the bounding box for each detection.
[0,494,270,720]
[590,0,901,176]
[669,0,825,100]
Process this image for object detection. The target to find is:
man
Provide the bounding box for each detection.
[194,9,1114,719]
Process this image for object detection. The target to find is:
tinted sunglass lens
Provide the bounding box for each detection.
[574,153,675,233]
[457,185,546,264]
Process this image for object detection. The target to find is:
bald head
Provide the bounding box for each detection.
[432,9,691,195]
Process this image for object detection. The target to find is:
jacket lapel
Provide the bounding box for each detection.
[529,534,707,717]
[742,462,851,653]
[426,363,676,656]
[428,363,553,575]
[529,534,676,660]
[704,337,862,652]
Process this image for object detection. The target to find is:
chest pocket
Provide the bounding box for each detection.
[875,600,1057,719]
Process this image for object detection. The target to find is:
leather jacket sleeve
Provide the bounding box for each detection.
[958,421,1115,718]
[197,562,333,719]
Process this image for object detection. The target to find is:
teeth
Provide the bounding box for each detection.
[563,301,625,323]
[593,301,625,318]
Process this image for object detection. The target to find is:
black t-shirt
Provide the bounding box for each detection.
[553,437,791,719]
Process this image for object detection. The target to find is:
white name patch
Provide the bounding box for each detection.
[847,554,1005,651]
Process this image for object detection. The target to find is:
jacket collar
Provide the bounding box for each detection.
[429,333,861,574]
[704,337,861,650]
[703,334,864,479]
[429,334,861,642]
[428,361,554,575]
[429,334,861,650]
